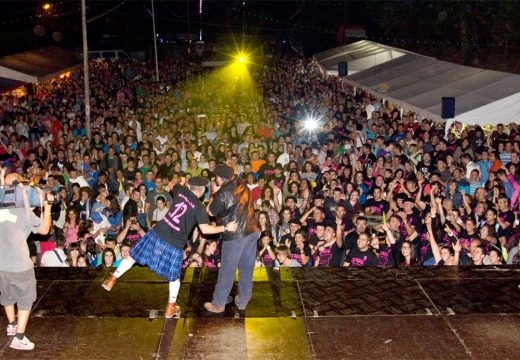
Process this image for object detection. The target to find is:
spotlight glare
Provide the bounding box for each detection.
[239,56,245,63]
[304,117,319,131]
[43,3,51,11]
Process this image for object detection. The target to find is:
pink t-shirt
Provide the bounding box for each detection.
[65,224,79,247]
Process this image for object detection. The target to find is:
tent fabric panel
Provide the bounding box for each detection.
[0,77,23,93]
[348,54,428,82]
[0,46,80,80]
[454,92,520,126]
[321,47,390,68]
[0,66,37,83]
[314,40,382,61]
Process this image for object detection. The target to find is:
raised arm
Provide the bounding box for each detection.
[415,184,427,211]
[452,238,461,266]
[425,216,441,265]
[335,218,344,248]
[299,206,316,226]
[461,190,472,216]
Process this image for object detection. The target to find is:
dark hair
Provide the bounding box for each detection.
[257,211,272,233]
[55,235,66,248]
[397,240,418,266]
[105,194,121,215]
[101,248,116,269]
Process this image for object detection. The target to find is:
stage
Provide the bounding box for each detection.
[1,266,520,360]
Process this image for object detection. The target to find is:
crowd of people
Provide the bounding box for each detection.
[1,44,520,269]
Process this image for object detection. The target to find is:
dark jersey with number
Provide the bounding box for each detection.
[153,185,210,250]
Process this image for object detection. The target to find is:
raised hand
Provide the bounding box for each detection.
[453,239,462,253]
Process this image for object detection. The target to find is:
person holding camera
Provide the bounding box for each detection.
[116,216,146,247]
[0,167,54,350]
[102,176,238,319]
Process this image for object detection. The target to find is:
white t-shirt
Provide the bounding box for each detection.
[0,207,43,272]
[41,248,69,267]
[68,176,89,188]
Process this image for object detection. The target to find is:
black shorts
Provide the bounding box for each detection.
[0,268,37,311]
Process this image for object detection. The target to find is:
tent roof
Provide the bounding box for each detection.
[0,46,80,83]
[346,52,520,124]
[0,77,23,94]
[314,40,414,74]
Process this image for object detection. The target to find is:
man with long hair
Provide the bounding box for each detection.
[204,164,260,314]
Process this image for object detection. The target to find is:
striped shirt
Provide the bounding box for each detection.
[500,152,512,165]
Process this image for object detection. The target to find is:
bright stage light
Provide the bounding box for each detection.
[304,117,319,131]
[235,53,248,64]
[43,3,52,11]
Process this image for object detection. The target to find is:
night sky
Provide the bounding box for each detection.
[1,1,519,72]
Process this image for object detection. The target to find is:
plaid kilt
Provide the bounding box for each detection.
[130,229,183,282]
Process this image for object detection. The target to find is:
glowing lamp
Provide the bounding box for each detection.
[304,117,319,131]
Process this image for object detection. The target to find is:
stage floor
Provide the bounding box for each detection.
[1,266,520,359]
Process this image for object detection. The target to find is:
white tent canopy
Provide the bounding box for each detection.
[315,40,520,127]
[314,40,410,76]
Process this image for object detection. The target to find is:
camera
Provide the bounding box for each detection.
[0,181,55,209]
[131,219,138,225]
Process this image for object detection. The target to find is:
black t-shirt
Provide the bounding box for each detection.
[400,211,422,241]
[124,229,143,247]
[317,241,344,266]
[280,233,295,247]
[344,231,360,251]
[457,229,480,253]
[498,210,515,238]
[303,218,318,238]
[153,185,209,250]
[417,162,434,178]
[377,244,395,266]
[258,163,275,180]
[1,151,19,165]
[364,198,389,216]
[289,242,312,265]
[124,168,137,181]
[345,247,378,266]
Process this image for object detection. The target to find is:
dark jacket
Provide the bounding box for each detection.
[209,179,258,241]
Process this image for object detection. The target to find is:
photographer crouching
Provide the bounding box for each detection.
[0,166,54,351]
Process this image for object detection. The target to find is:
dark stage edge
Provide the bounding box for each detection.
[1,267,520,360]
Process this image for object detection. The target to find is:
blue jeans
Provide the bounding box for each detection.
[212,231,260,308]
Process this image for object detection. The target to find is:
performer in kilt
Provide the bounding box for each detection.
[102,176,238,318]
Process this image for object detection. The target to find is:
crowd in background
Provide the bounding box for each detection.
[1,43,520,269]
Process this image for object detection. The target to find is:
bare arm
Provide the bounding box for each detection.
[461,190,472,216]
[426,222,441,265]
[335,218,344,248]
[299,206,316,226]
[452,238,461,266]
[415,184,427,211]
[116,220,130,244]
[198,221,238,235]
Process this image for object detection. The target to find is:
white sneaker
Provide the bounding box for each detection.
[9,336,35,351]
